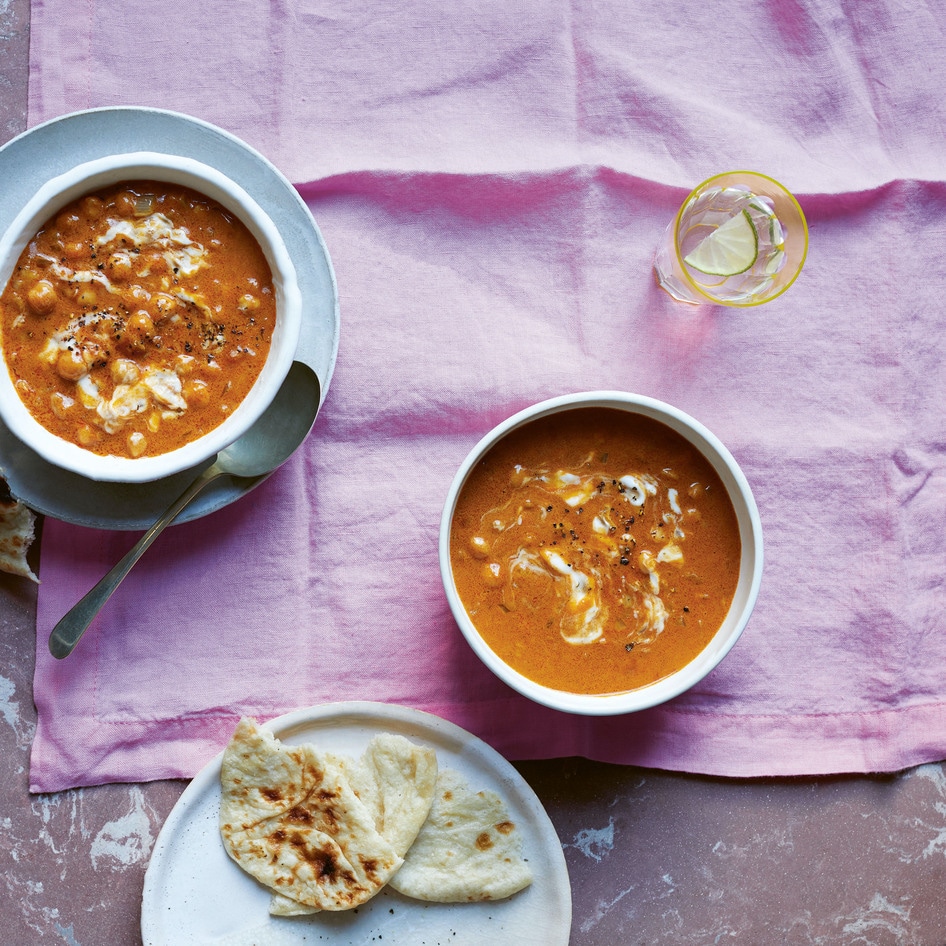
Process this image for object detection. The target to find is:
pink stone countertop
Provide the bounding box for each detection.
[3,3,946,944]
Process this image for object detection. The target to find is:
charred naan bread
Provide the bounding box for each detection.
[0,499,38,582]
[269,732,438,916]
[388,768,533,902]
[219,718,402,911]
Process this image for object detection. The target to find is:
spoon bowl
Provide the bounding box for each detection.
[48,361,322,659]
[213,361,321,478]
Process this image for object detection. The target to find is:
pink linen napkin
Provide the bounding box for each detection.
[24,0,946,791]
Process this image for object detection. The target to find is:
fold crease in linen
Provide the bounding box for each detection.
[22,0,946,790]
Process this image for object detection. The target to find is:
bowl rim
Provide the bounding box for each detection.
[438,390,764,716]
[0,150,303,483]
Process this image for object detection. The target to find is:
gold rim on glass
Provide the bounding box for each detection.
[673,170,809,307]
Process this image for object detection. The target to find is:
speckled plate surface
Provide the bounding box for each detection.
[0,106,339,529]
[140,702,572,946]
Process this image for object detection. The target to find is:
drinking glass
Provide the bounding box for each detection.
[654,171,808,306]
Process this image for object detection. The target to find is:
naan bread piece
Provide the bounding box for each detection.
[0,499,38,582]
[388,768,533,902]
[268,891,322,917]
[347,733,439,853]
[219,718,402,911]
[270,733,438,916]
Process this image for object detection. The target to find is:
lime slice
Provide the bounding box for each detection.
[684,209,758,277]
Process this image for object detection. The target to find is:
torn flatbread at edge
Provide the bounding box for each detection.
[219,717,401,911]
[270,732,438,916]
[389,768,533,902]
[0,499,38,582]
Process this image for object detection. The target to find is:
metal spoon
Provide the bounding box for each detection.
[48,361,322,659]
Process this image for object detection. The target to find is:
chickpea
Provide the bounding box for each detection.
[77,286,98,308]
[56,211,82,234]
[125,310,154,348]
[152,293,178,318]
[63,241,88,261]
[110,358,141,385]
[15,266,37,286]
[26,280,58,316]
[56,347,87,381]
[481,561,504,588]
[238,293,260,312]
[127,431,147,457]
[113,191,138,218]
[105,252,133,282]
[80,338,104,368]
[183,378,210,408]
[76,424,99,447]
[50,392,75,419]
[79,196,104,220]
[175,353,197,374]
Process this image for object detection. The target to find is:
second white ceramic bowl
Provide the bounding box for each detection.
[439,391,764,716]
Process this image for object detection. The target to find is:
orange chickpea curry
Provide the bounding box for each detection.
[0,180,276,459]
[449,408,742,695]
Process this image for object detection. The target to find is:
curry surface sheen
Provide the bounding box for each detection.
[450,408,741,695]
[0,180,276,458]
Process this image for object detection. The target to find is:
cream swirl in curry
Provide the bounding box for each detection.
[472,466,696,648]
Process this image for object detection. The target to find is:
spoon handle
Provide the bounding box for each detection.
[48,464,222,660]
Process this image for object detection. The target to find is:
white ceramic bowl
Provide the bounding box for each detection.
[439,391,764,716]
[0,151,302,483]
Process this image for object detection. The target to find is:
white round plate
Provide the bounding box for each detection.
[0,106,339,529]
[140,702,572,946]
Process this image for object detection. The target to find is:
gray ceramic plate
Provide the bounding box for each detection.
[0,106,339,529]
